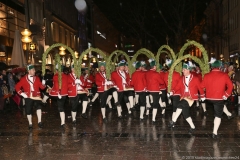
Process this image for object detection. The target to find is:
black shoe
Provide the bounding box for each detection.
[152,121,156,124]
[72,120,76,125]
[168,121,175,128]
[204,111,208,116]
[146,107,151,110]
[38,122,43,128]
[140,117,144,121]
[103,118,108,123]
[196,106,200,110]
[212,133,220,139]
[130,107,136,111]
[81,113,88,119]
[189,128,195,134]
[29,124,33,130]
[88,102,93,107]
[115,102,120,106]
[118,116,123,120]
[60,124,65,129]
[161,113,165,118]
[145,114,149,117]
[108,108,112,111]
[228,114,235,120]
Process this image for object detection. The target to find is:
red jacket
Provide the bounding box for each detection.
[15,74,45,98]
[95,71,107,92]
[146,69,164,92]
[81,74,94,89]
[173,74,204,100]
[131,70,146,92]
[201,69,233,100]
[111,70,126,92]
[164,70,181,95]
[68,73,86,97]
[49,73,68,96]
[159,71,166,90]
[191,71,202,82]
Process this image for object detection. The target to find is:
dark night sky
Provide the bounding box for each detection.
[93,0,211,50]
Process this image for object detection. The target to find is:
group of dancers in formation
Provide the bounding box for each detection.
[15,57,234,138]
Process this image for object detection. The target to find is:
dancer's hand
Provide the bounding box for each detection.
[20,93,27,98]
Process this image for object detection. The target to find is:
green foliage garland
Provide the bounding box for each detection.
[42,43,77,76]
[107,50,131,78]
[78,47,107,78]
[177,40,209,73]
[130,48,155,75]
[156,45,176,72]
[168,54,191,92]
[54,54,62,89]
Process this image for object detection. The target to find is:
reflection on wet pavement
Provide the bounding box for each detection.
[0,100,240,159]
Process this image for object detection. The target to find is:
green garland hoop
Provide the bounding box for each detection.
[107,50,131,78]
[78,47,107,78]
[177,40,209,73]
[168,54,191,92]
[156,45,176,72]
[54,54,62,89]
[130,48,155,75]
[42,43,77,76]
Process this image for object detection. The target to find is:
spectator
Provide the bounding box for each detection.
[0,74,4,111]
[8,73,15,94]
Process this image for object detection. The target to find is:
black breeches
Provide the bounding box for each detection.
[25,98,43,115]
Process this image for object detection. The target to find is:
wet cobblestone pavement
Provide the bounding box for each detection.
[1,99,240,160]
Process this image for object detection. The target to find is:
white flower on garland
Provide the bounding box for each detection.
[148,58,154,63]
[166,59,172,66]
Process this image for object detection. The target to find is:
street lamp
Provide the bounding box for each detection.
[21,29,32,64]
[59,47,66,56]
[74,0,87,12]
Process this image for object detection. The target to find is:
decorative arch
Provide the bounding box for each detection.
[130,48,155,75]
[167,54,209,92]
[177,40,209,73]
[87,56,99,71]
[42,43,76,76]
[156,45,176,72]
[79,47,107,78]
[107,50,131,78]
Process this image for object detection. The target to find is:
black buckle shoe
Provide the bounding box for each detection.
[81,113,88,119]
[29,124,33,130]
[161,113,165,118]
[212,133,220,139]
[228,114,235,120]
[103,118,108,123]
[168,121,175,128]
[72,120,76,125]
[152,121,156,125]
[38,122,43,129]
[88,102,93,107]
[204,111,208,116]
[118,116,123,120]
[189,128,195,134]
[130,107,136,111]
[60,124,65,129]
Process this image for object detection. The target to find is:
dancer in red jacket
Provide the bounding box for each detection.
[49,64,68,128]
[131,61,146,120]
[111,60,133,118]
[201,60,233,138]
[164,59,181,120]
[68,65,88,124]
[146,59,164,123]
[168,62,205,134]
[15,64,46,130]
[159,64,167,117]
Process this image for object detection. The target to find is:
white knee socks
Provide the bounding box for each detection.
[101,108,106,119]
[213,117,221,135]
[71,111,76,121]
[172,109,182,122]
[152,109,157,121]
[128,96,134,108]
[27,115,32,125]
[60,112,65,125]
[201,103,206,112]
[113,91,118,103]
[82,101,88,114]
[140,106,145,119]
[186,117,195,129]
[36,109,42,123]
[223,105,231,116]
[91,93,99,102]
